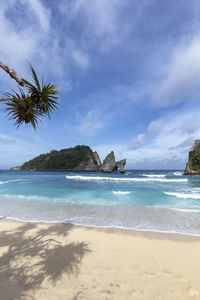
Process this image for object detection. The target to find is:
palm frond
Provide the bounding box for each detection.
[3,64,59,129]
[4,89,43,129]
[23,65,59,114]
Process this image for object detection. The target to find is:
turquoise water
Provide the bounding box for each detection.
[1,170,200,235]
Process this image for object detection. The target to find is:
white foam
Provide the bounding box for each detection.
[66,175,188,183]
[173,172,183,176]
[0,179,23,185]
[143,174,166,178]
[164,192,200,199]
[112,191,131,195]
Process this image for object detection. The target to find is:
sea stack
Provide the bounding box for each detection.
[100,151,116,173]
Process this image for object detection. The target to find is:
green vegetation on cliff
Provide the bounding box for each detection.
[21,145,95,170]
[188,141,200,171]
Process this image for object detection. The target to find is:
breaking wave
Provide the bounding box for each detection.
[0,179,22,185]
[173,172,183,176]
[66,175,188,183]
[164,192,200,199]
[112,191,131,195]
[142,174,166,178]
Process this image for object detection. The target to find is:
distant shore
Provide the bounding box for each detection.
[0,219,200,299]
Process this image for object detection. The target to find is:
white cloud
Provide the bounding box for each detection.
[0,0,88,94]
[59,0,152,51]
[154,36,200,107]
[130,119,164,149]
[71,49,90,69]
[0,3,35,76]
[22,0,50,33]
[78,108,105,135]
[71,0,120,49]
[127,108,200,168]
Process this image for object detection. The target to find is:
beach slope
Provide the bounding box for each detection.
[0,219,200,300]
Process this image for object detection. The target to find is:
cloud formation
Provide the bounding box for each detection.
[130,119,164,150]
[154,36,200,107]
[125,108,200,168]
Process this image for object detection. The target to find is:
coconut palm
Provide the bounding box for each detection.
[0,62,59,129]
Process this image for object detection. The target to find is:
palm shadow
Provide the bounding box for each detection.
[0,222,91,300]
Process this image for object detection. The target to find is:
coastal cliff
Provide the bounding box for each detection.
[11,145,126,173]
[184,140,200,175]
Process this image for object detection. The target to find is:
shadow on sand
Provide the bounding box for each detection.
[0,222,91,300]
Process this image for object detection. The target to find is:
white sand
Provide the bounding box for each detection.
[0,219,200,300]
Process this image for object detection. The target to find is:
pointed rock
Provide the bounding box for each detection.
[100,151,116,173]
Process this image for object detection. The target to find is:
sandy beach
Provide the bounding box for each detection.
[0,219,200,300]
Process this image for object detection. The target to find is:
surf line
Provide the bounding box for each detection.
[66,175,188,183]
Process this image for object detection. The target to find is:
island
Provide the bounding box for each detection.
[11,145,126,173]
[184,140,200,175]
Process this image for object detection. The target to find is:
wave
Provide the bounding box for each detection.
[164,192,200,199]
[112,191,131,195]
[66,175,188,183]
[142,174,166,178]
[0,179,22,185]
[173,172,183,176]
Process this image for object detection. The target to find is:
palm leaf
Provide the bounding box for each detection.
[4,89,43,129]
[3,64,59,129]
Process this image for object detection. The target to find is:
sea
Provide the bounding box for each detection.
[0,170,200,236]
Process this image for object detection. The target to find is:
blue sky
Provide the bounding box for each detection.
[1,0,200,169]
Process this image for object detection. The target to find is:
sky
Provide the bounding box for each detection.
[1,0,200,169]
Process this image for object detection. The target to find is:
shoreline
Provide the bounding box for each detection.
[1,216,200,241]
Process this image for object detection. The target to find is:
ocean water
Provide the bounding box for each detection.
[0,170,200,235]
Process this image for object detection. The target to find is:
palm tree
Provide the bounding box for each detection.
[0,61,59,129]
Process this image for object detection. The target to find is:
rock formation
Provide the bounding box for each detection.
[184,140,200,175]
[100,151,116,173]
[116,159,126,173]
[11,145,126,173]
[93,151,101,166]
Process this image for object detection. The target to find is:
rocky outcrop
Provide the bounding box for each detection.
[75,155,99,172]
[99,152,126,173]
[11,146,126,173]
[116,159,126,173]
[184,140,200,175]
[100,151,116,173]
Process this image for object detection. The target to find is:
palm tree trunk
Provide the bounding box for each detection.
[0,61,24,86]
[0,97,14,102]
